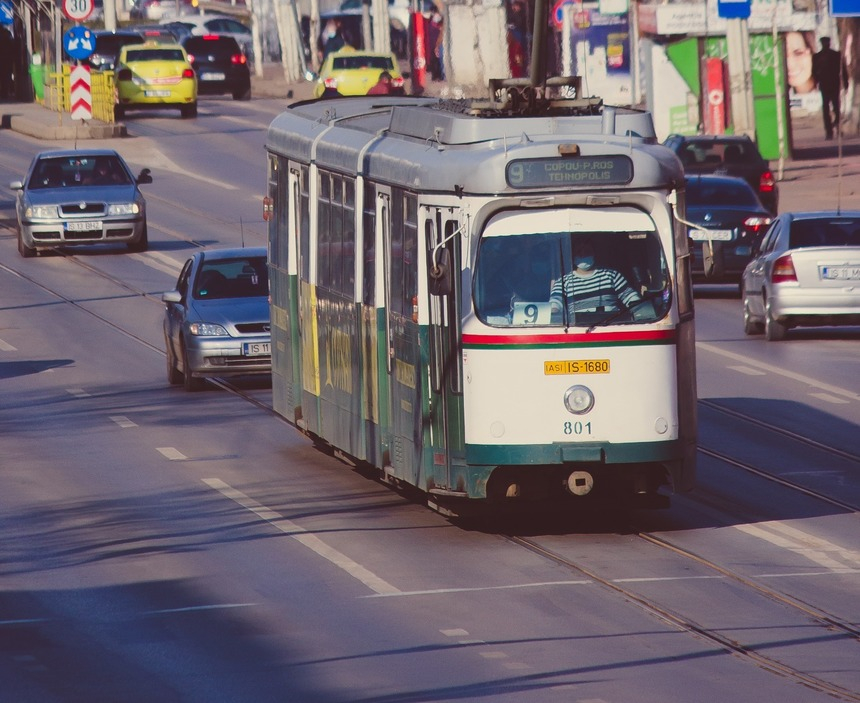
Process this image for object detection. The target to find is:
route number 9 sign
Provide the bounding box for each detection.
[62,0,94,22]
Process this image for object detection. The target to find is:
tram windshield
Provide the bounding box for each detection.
[474,210,671,328]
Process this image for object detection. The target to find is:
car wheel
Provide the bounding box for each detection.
[166,336,183,385]
[181,338,206,391]
[742,294,763,335]
[232,85,251,101]
[180,103,197,118]
[127,223,148,252]
[764,301,787,341]
[17,228,36,258]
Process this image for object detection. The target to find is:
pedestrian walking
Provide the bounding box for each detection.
[812,36,848,140]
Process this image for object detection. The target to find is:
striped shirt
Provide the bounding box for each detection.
[550,268,640,314]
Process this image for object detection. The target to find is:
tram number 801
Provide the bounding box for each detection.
[564,421,592,435]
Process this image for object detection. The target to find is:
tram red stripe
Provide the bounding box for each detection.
[462,329,676,346]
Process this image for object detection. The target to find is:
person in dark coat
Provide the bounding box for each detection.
[812,36,849,140]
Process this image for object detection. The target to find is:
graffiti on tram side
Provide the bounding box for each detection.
[323,326,353,393]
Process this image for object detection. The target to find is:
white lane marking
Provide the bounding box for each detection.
[0,618,49,626]
[203,478,400,596]
[110,415,137,428]
[157,447,187,460]
[809,392,850,404]
[365,580,592,598]
[146,603,256,615]
[441,629,469,637]
[66,388,90,398]
[728,365,766,376]
[697,341,860,402]
[735,521,860,570]
[0,337,16,351]
[143,150,239,191]
[479,651,509,659]
[128,251,183,277]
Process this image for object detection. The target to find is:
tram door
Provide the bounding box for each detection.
[424,207,465,493]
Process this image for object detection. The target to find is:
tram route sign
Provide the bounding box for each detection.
[505,155,634,189]
[62,0,94,22]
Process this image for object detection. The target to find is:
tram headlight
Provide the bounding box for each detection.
[564,385,594,415]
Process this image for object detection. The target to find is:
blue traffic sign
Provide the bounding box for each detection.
[0,0,14,25]
[63,26,95,61]
[831,0,860,16]
[717,0,751,18]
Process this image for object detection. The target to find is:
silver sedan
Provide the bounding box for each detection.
[10,149,151,257]
[741,211,860,340]
[163,247,271,391]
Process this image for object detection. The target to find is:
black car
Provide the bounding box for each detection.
[664,134,779,214]
[182,34,251,100]
[84,30,145,71]
[685,175,772,282]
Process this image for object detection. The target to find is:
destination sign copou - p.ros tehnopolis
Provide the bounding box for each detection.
[506,156,634,188]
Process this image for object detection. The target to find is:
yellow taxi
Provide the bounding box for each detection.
[114,42,198,119]
[313,48,405,98]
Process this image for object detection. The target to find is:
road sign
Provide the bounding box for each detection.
[70,64,92,121]
[830,0,860,16]
[717,0,751,18]
[62,0,94,23]
[64,26,95,61]
[0,0,14,25]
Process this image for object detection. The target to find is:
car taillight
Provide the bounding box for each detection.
[760,170,776,193]
[391,76,404,88]
[117,68,132,80]
[203,34,219,40]
[323,77,338,88]
[186,53,196,63]
[182,68,195,79]
[742,216,771,235]
[231,54,246,65]
[772,253,797,283]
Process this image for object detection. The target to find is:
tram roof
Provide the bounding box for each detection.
[266,97,683,194]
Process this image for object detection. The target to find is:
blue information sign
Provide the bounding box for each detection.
[717,0,751,18]
[63,26,95,61]
[0,0,13,25]
[831,0,860,16]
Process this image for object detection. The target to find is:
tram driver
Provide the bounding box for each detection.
[549,237,642,320]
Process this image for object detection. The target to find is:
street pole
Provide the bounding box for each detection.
[725,16,756,137]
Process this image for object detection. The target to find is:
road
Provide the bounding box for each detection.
[0,95,858,702]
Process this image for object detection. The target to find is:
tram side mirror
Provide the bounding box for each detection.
[428,248,452,296]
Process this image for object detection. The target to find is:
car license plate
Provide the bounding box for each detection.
[144,90,171,97]
[544,359,610,375]
[689,229,733,241]
[66,221,102,232]
[200,72,226,81]
[243,342,271,356]
[821,265,860,280]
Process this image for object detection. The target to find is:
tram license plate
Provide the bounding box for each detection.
[821,265,860,280]
[243,342,271,356]
[544,359,610,375]
[689,229,733,241]
[144,90,171,97]
[66,221,102,232]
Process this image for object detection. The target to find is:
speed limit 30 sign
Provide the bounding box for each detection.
[62,0,94,22]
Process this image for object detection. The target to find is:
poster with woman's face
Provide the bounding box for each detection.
[785,30,822,113]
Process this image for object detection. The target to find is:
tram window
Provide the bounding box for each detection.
[362,184,376,307]
[403,195,418,316]
[331,176,344,292]
[475,229,671,328]
[343,178,356,295]
[300,166,310,281]
[390,194,405,315]
[318,174,332,289]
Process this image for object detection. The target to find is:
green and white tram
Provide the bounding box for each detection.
[264,88,697,512]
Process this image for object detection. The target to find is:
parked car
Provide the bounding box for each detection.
[664,134,779,214]
[685,175,772,282]
[162,247,271,391]
[182,34,251,100]
[161,14,253,62]
[82,29,145,71]
[314,48,404,97]
[9,149,152,257]
[741,211,860,340]
[114,42,198,119]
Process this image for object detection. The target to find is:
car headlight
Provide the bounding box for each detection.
[189,322,229,336]
[25,205,59,218]
[107,203,140,216]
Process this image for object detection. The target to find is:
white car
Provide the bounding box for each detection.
[160,14,252,61]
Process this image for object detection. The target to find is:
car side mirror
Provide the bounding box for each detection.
[9,180,23,190]
[137,168,153,185]
[162,290,182,303]
[428,247,452,296]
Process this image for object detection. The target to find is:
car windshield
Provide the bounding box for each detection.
[333,55,393,70]
[686,179,760,207]
[28,156,132,189]
[185,38,239,57]
[126,48,185,62]
[680,140,758,167]
[194,257,269,300]
[789,218,860,248]
[473,227,670,328]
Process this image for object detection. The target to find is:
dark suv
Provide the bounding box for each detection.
[83,30,145,71]
[663,134,778,214]
[182,35,251,101]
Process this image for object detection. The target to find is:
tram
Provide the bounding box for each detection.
[263,7,696,513]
